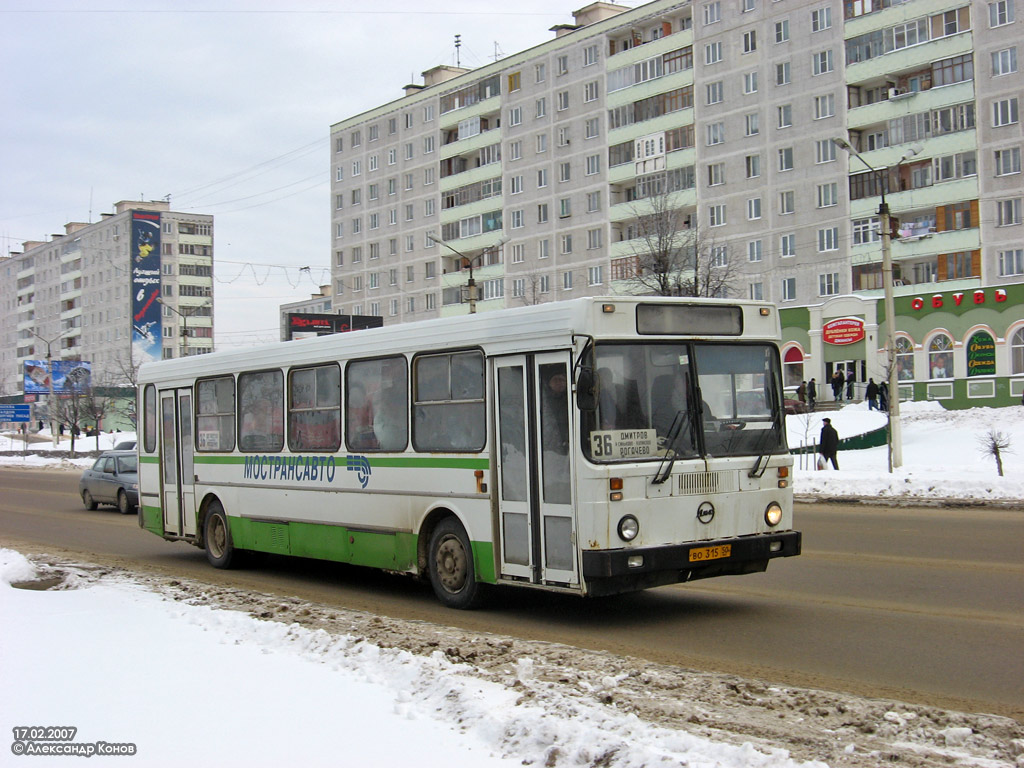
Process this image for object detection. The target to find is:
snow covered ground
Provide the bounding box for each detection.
[1,405,1022,767]
[2,549,1021,768]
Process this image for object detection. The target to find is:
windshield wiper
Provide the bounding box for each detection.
[653,409,691,485]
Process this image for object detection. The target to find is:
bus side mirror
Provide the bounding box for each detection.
[576,367,597,411]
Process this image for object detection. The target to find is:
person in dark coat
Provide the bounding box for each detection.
[845,370,856,400]
[879,381,889,411]
[831,370,844,401]
[865,378,879,410]
[796,380,807,404]
[819,417,840,469]
[807,378,817,411]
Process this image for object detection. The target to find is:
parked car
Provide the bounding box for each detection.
[113,439,136,450]
[79,450,139,514]
[784,398,808,415]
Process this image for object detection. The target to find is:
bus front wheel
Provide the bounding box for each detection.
[428,518,484,609]
[204,502,236,569]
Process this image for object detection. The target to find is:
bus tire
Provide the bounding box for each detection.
[428,517,484,610]
[203,502,236,569]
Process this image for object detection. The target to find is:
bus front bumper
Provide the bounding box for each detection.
[580,530,801,597]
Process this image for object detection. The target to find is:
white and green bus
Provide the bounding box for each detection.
[138,296,799,608]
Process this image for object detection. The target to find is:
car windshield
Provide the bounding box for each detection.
[581,342,786,462]
[117,455,138,473]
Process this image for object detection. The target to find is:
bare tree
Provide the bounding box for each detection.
[977,429,1012,477]
[108,352,141,430]
[619,188,738,298]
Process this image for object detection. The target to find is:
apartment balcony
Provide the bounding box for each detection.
[850,176,979,219]
[607,108,695,149]
[606,69,694,111]
[438,94,500,132]
[850,226,981,267]
[609,187,697,224]
[439,161,502,192]
[439,123,502,162]
[846,80,975,134]
[440,196,502,227]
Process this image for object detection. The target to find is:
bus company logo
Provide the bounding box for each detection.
[347,455,372,488]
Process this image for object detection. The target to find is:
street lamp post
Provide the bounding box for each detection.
[426,234,509,313]
[30,329,72,447]
[833,138,919,472]
[157,298,209,358]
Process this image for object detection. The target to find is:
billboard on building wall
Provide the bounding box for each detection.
[286,313,383,341]
[130,211,163,364]
[24,360,92,394]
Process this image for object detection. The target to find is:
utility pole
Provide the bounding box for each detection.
[31,329,72,448]
[426,234,509,313]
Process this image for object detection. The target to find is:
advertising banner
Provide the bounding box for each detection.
[24,361,92,394]
[822,317,865,345]
[130,211,163,364]
[286,313,383,341]
[966,331,996,377]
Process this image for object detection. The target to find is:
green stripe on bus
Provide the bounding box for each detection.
[139,505,163,535]
[227,517,496,584]
[184,454,489,470]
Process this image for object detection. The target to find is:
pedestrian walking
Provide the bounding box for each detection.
[865,378,879,410]
[807,378,817,411]
[796,380,807,405]
[831,370,843,401]
[819,417,840,470]
[878,381,889,412]
[845,370,856,401]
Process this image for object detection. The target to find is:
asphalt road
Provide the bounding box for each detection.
[2,466,1021,721]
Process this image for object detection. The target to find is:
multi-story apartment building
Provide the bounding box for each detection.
[327,0,1022,405]
[0,200,215,402]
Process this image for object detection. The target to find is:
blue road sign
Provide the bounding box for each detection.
[0,404,31,422]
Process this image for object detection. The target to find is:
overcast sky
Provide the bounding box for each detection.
[1,1,638,349]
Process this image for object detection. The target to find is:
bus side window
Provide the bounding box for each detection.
[346,357,407,452]
[238,370,284,452]
[413,350,485,452]
[143,384,157,453]
[288,365,341,452]
[196,376,235,452]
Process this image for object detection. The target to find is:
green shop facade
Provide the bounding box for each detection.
[779,283,1024,409]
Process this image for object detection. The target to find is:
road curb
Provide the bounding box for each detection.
[795,494,1024,511]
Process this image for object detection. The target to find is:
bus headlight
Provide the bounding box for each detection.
[617,515,639,542]
[764,503,783,527]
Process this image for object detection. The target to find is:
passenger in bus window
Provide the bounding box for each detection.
[348,382,377,449]
[372,358,406,450]
[541,369,569,452]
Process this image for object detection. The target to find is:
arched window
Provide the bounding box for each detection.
[1012,327,1024,375]
[928,334,953,379]
[895,336,914,381]
[783,346,804,388]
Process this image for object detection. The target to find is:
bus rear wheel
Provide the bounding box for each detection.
[204,502,236,569]
[428,518,484,609]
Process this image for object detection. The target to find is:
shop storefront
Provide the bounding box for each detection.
[779,284,1024,409]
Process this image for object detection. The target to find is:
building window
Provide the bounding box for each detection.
[557,54,569,75]
[782,277,796,301]
[781,233,796,257]
[562,270,573,289]
[559,162,571,182]
[703,1,721,25]
[745,112,760,136]
[706,122,725,145]
[816,139,836,163]
[709,204,727,227]
[584,81,599,102]
[747,239,763,260]
[992,47,1017,75]
[509,106,522,126]
[512,278,525,298]
[819,272,839,296]
[587,191,601,212]
[995,147,1021,175]
[561,235,573,255]
[814,93,835,119]
[706,81,724,105]
[852,217,880,244]
[510,175,524,194]
[746,198,762,220]
[817,182,838,207]
[559,198,572,218]
[810,6,831,31]
[776,61,791,85]
[778,147,794,171]
[777,104,792,128]
[817,227,839,251]
[745,154,761,178]
[989,0,1015,27]
[742,30,757,54]
[997,198,1022,225]
[999,248,1024,275]
[749,282,763,300]
[585,154,601,175]
[588,265,603,285]
[557,91,570,111]
[587,228,602,249]
[775,19,789,42]
[705,41,722,65]
[510,210,524,229]
[743,71,758,94]
[536,62,546,82]
[538,203,549,223]
[708,162,725,186]
[812,50,833,75]
[508,71,521,92]
[994,98,1019,126]
[780,190,795,214]
[928,334,953,379]
[585,117,600,139]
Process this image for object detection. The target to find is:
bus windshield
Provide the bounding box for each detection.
[582,342,786,462]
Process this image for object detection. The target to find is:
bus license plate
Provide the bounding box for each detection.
[689,544,731,563]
